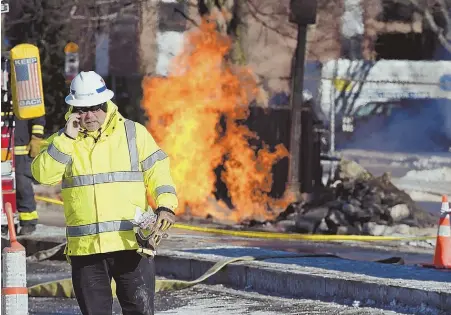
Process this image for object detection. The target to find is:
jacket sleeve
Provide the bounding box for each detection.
[135,123,178,211]
[31,130,75,185]
[30,115,46,138]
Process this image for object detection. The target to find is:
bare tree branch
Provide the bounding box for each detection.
[174,6,199,27]
[245,1,294,39]
[436,0,451,38]
[408,0,451,52]
[69,1,136,21]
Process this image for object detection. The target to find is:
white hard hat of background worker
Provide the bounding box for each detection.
[65,71,114,107]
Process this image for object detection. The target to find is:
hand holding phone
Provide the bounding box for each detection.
[65,113,81,139]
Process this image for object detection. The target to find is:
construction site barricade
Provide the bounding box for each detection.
[1,203,28,315]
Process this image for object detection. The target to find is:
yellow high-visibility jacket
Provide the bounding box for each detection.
[31,102,178,256]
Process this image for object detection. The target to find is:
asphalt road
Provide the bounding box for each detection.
[28,261,406,315]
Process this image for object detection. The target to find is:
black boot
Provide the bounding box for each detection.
[18,225,36,236]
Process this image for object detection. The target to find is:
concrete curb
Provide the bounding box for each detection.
[155,249,451,313]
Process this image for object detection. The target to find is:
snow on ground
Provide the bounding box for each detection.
[339,149,451,171]
[402,167,451,182]
[393,167,451,197]
[408,191,444,202]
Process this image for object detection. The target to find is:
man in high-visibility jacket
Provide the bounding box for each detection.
[31,71,178,315]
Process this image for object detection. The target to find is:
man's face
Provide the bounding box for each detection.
[73,103,107,131]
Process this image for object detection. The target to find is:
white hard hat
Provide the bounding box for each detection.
[65,71,114,107]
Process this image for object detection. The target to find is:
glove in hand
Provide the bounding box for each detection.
[148,233,164,251]
[154,207,176,232]
[28,135,43,158]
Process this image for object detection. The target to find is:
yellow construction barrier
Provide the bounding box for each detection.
[2,203,28,314]
[35,195,436,242]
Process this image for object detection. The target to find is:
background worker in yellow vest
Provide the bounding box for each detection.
[2,50,45,235]
[15,114,45,235]
[31,71,178,315]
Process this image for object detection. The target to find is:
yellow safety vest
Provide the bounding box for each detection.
[31,102,178,256]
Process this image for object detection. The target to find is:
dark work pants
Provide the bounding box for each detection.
[70,250,155,315]
[15,155,38,226]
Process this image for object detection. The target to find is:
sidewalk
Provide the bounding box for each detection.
[11,224,451,314]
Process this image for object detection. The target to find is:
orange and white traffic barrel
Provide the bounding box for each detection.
[1,202,28,315]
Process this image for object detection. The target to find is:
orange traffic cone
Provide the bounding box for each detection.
[432,195,451,269]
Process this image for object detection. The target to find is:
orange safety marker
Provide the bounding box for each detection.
[432,196,451,269]
[1,202,28,314]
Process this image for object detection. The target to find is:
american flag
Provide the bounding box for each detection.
[14,58,42,105]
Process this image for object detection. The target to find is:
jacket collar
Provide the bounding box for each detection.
[65,101,124,141]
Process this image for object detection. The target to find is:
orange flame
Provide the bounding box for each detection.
[142,19,290,223]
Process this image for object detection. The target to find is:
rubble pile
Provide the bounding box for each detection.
[275,159,437,236]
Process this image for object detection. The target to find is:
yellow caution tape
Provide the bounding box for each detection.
[171,223,435,241]
[35,195,436,242]
[36,196,64,205]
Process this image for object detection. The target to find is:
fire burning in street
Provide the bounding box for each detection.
[141,20,290,223]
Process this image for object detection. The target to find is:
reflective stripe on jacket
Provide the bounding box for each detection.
[31,102,178,256]
[2,111,46,155]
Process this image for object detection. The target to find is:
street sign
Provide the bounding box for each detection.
[1,1,9,13]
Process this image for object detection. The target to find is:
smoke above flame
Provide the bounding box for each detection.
[141,20,290,223]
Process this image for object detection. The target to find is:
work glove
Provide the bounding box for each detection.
[134,207,175,257]
[136,230,158,257]
[135,224,169,257]
[28,135,43,158]
[139,232,166,252]
[154,207,176,232]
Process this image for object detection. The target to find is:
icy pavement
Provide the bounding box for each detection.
[153,284,409,315]
[28,285,410,315]
[29,282,410,315]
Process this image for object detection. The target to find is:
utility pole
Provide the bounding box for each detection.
[286,0,318,201]
[286,24,307,200]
